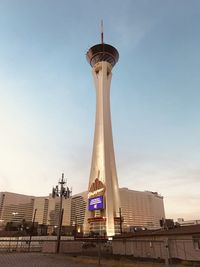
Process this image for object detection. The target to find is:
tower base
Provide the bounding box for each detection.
[87,216,121,237]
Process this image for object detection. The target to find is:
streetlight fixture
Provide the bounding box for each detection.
[52,173,71,253]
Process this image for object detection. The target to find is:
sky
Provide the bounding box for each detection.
[0,0,200,221]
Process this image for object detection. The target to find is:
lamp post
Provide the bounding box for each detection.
[52,173,71,253]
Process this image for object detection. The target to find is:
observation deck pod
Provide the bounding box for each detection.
[86,43,119,68]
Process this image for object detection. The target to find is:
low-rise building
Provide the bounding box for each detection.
[113,225,200,262]
[177,218,200,226]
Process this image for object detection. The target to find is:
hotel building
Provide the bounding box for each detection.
[0,189,165,233]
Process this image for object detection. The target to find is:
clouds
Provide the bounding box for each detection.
[117,152,200,220]
[113,17,156,51]
[116,140,200,216]
[165,195,200,220]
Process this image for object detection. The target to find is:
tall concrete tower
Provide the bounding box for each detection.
[85,29,120,236]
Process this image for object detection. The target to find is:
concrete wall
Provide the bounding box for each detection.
[113,236,200,262]
[113,239,166,259]
[42,241,82,253]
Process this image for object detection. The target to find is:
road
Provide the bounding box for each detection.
[0,253,98,267]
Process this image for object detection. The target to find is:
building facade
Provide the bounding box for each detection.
[0,192,34,224]
[33,197,49,225]
[0,189,165,233]
[0,192,71,230]
[70,192,87,234]
[120,188,165,230]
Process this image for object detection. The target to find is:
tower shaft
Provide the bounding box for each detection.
[88,61,120,236]
[85,40,120,237]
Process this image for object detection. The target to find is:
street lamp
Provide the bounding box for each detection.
[52,173,71,253]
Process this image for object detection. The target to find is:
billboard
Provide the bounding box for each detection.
[88,195,104,211]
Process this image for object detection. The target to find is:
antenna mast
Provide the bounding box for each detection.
[101,20,104,44]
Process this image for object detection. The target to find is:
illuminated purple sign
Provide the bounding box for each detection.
[88,196,104,211]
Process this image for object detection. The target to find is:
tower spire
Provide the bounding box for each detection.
[101,20,104,44]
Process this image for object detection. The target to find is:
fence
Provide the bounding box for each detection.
[0,236,200,264]
[0,236,76,254]
[0,237,43,252]
[0,236,112,254]
[0,237,112,267]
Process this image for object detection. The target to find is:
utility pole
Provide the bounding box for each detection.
[119,208,123,234]
[74,216,77,239]
[29,208,37,251]
[52,173,71,253]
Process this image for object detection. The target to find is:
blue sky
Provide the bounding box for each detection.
[0,0,200,220]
